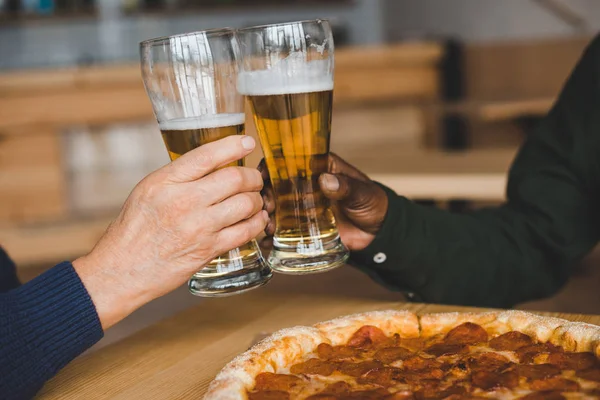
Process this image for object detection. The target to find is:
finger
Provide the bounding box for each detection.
[257,158,269,180]
[164,135,256,183]
[209,192,264,230]
[216,210,269,254]
[328,152,370,182]
[264,218,275,236]
[262,186,276,214]
[319,173,375,209]
[260,236,273,249]
[199,166,263,205]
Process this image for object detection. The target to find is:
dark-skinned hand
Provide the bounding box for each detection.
[259,153,389,252]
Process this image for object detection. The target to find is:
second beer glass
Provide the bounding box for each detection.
[140,29,272,296]
[237,20,349,274]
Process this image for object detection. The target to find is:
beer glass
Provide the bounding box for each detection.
[140,29,272,296]
[237,20,349,274]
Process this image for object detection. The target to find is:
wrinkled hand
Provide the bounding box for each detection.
[73,136,267,329]
[260,153,388,252]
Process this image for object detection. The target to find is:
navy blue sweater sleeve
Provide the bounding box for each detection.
[0,248,20,293]
[0,261,104,400]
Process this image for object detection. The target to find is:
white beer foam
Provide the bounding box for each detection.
[159,113,245,131]
[238,59,333,96]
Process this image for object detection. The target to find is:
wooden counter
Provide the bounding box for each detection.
[37,266,600,399]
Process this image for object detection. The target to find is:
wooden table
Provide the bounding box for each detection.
[37,266,600,400]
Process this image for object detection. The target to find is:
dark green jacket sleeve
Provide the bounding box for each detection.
[350,35,600,308]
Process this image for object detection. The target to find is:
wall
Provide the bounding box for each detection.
[385,0,600,43]
[0,0,385,70]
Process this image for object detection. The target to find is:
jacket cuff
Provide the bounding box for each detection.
[1,262,104,396]
[348,183,428,302]
[349,183,403,268]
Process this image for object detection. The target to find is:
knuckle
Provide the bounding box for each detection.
[239,193,259,215]
[250,169,264,189]
[223,167,244,188]
[193,149,213,169]
[136,176,160,202]
[251,191,263,207]
[239,224,254,243]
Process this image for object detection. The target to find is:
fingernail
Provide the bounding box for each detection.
[322,174,339,192]
[241,136,256,150]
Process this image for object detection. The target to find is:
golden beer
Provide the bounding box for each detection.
[237,19,347,273]
[160,114,245,166]
[159,114,262,277]
[247,90,338,247]
[141,28,272,297]
[241,73,348,273]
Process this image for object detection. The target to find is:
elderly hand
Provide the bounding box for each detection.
[73,135,267,329]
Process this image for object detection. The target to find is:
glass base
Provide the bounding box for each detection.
[268,236,349,275]
[188,241,272,297]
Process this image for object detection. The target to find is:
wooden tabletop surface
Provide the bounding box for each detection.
[37,266,600,400]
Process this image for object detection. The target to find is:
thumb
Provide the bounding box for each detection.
[319,173,388,235]
[319,173,378,210]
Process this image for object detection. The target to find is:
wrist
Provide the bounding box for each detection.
[72,250,147,330]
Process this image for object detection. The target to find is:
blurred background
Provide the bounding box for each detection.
[2,0,600,349]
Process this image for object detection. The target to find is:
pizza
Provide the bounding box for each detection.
[204,310,600,400]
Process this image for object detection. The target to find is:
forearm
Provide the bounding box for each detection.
[350,189,592,308]
[352,35,600,308]
[0,262,103,399]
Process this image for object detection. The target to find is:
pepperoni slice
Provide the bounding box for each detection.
[547,351,598,371]
[336,360,383,377]
[316,343,365,361]
[402,356,443,371]
[529,377,581,392]
[347,326,394,348]
[444,323,488,346]
[585,389,600,397]
[516,392,566,400]
[576,367,600,382]
[374,347,414,363]
[471,370,518,390]
[344,388,392,399]
[467,352,511,372]
[254,373,304,392]
[400,338,426,352]
[516,342,563,363]
[385,391,415,400]
[290,358,336,376]
[305,396,336,400]
[514,364,561,380]
[416,382,468,400]
[394,368,445,385]
[424,343,468,357]
[248,391,290,400]
[318,382,352,396]
[358,367,399,386]
[489,331,534,351]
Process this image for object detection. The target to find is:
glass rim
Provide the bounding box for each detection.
[140,27,235,48]
[237,18,330,33]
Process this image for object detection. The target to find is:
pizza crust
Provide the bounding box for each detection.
[204,326,327,400]
[314,310,420,345]
[204,309,600,400]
